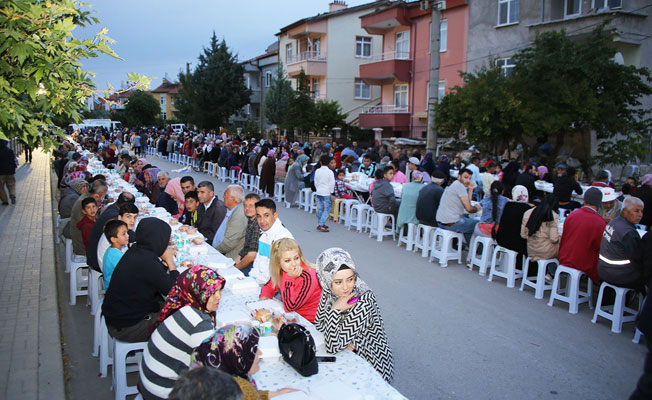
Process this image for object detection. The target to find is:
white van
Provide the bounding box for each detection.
[171,124,185,134]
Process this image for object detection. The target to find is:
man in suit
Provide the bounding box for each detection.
[195,181,226,244]
[214,185,248,259]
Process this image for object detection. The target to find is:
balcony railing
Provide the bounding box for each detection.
[360,104,409,114]
[287,51,327,65]
[360,51,411,65]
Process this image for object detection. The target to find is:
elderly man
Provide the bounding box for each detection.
[250,199,294,285]
[154,171,178,215]
[59,178,87,219]
[213,185,247,257]
[598,196,646,289]
[436,168,481,245]
[234,193,260,275]
[558,187,606,283]
[69,179,107,256]
[416,170,447,227]
[195,181,226,244]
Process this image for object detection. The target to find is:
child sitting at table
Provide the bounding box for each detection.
[330,169,354,223]
[259,238,322,323]
[76,197,98,252]
[102,220,130,288]
[179,190,200,226]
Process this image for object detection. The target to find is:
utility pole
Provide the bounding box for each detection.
[425,0,445,154]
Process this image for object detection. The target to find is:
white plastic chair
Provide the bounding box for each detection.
[414,224,437,258]
[487,246,524,288]
[397,222,417,250]
[468,235,495,276]
[429,228,464,268]
[274,182,285,202]
[111,338,147,400]
[592,281,641,333]
[520,257,556,299]
[547,265,593,314]
[368,212,396,242]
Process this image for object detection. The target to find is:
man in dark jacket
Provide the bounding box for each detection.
[195,181,226,244]
[102,218,179,343]
[630,231,652,399]
[416,171,446,226]
[515,163,538,201]
[0,139,18,205]
[86,192,135,272]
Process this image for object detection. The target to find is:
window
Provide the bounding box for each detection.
[440,19,448,52]
[498,0,519,25]
[438,81,445,103]
[593,0,621,9]
[496,57,515,77]
[286,43,293,62]
[564,0,581,17]
[160,112,166,120]
[354,79,370,100]
[394,84,408,110]
[396,31,410,59]
[245,75,250,89]
[265,71,272,88]
[312,78,320,98]
[160,94,166,106]
[309,37,321,57]
[356,36,372,58]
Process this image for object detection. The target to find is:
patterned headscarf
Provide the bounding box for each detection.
[267,149,276,158]
[154,266,225,328]
[537,166,548,177]
[512,185,529,203]
[63,170,90,187]
[281,152,289,161]
[315,247,371,307]
[68,178,88,195]
[190,324,260,380]
[641,174,652,188]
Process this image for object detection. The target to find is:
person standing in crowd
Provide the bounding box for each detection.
[214,185,247,259]
[0,139,18,205]
[553,163,583,211]
[314,155,335,232]
[234,193,261,275]
[259,149,276,197]
[195,181,226,244]
[436,168,481,245]
[285,155,308,207]
[634,174,652,228]
[557,187,606,283]
[250,199,293,284]
[597,196,646,289]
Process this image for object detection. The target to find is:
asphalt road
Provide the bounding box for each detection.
[56,155,647,400]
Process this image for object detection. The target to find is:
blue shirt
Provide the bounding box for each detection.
[479,195,509,224]
[211,206,235,247]
[102,247,124,289]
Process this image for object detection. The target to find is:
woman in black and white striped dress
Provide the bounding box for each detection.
[314,248,394,382]
[138,266,225,400]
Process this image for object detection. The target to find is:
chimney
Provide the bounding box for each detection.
[329,0,347,12]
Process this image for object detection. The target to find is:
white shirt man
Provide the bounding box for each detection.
[250,199,294,284]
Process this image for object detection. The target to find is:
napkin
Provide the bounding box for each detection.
[227,277,259,295]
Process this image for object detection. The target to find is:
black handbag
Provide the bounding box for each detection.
[277,323,318,377]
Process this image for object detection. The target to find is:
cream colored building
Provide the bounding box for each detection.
[277,0,391,125]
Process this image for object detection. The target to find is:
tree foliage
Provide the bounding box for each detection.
[435,23,652,172]
[124,91,160,127]
[176,33,251,129]
[263,65,293,128]
[284,69,316,133]
[0,0,151,149]
[314,100,348,133]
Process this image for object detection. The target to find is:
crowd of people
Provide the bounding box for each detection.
[51,124,652,399]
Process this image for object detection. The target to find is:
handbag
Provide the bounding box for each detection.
[277,323,318,377]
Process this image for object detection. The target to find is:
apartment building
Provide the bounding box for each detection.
[277,0,393,125]
[230,42,279,133]
[149,79,180,121]
[357,0,469,138]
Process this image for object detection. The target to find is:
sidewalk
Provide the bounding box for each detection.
[0,149,65,399]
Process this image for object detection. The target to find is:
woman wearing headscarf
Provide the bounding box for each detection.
[314,248,394,382]
[274,152,288,182]
[436,154,451,178]
[420,151,436,177]
[190,324,299,399]
[285,155,308,206]
[396,171,424,233]
[634,174,652,228]
[259,149,276,197]
[139,167,160,201]
[537,165,551,183]
[139,266,226,400]
[164,177,185,218]
[501,161,521,197]
[102,148,117,168]
[520,193,560,263]
[494,185,533,256]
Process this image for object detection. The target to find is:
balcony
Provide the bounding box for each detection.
[287,51,328,78]
[360,52,412,85]
[359,104,411,129]
[361,7,410,35]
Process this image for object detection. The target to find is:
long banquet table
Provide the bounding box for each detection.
[85,155,407,399]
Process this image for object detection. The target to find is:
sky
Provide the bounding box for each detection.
[78,0,374,93]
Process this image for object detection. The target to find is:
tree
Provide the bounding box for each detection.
[512,24,652,171]
[314,100,348,133]
[176,33,251,129]
[263,65,293,128]
[82,109,112,119]
[124,91,160,126]
[285,69,315,134]
[0,0,150,149]
[436,63,523,157]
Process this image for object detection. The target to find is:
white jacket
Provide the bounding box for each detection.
[314,166,335,196]
[251,218,294,285]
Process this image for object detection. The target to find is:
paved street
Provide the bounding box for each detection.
[0,149,65,400]
[53,153,647,400]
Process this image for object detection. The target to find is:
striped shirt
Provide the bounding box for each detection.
[138,306,215,400]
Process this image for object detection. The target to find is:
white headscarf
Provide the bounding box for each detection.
[512,185,529,203]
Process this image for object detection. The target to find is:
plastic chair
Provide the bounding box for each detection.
[92,298,103,357]
[592,282,641,333]
[634,329,643,344]
[348,204,373,233]
[369,212,396,242]
[414,224,437,258]
[229,168,239,183]
[219,167,228,183]
[88,269,105,315]
[99,315,112,377]
[240,173,250,190]
[520,257,555,299]
[547,265,593,314]
[178,154,187,165]
[487,246,524,288]
[339,199,360,226]
[397,222,417,251]
[429,228,464,267]
[468,236,495,276]
[274,182,285,202]
[69,255,89,305]
[111,338,147,400]
[299,188,312,211]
